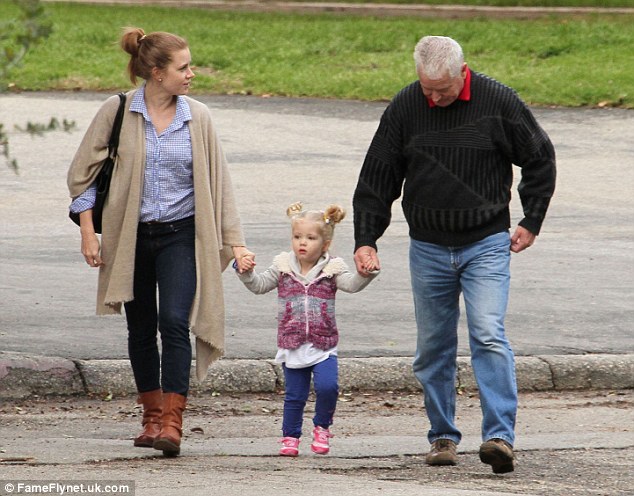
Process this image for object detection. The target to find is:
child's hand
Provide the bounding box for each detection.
[364,258,378,272]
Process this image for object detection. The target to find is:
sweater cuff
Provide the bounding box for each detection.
[354,239,378,253]
[518,217,543,236]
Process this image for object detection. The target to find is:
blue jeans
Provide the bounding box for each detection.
[124,216,196,396]
[410,231,517,447]
[282,356,339,438]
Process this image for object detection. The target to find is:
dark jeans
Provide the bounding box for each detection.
[282,355,339,438]
[124,216,196,396]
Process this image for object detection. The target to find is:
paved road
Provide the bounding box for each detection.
[1,92,633,364]
[1,390,633,496]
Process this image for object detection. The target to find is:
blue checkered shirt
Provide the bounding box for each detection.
[69,86,194,223]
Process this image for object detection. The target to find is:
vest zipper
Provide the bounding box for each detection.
[289,273,327,340]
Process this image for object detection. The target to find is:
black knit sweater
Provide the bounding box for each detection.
[353,71,556,249]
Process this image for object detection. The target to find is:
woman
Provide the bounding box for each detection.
[67,27,252,457]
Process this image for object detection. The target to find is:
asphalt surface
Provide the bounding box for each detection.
[0,2,630,398]
[1,390,633,496]
[1,91,633,398]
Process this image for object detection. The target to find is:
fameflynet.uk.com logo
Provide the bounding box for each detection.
[1,481,135,496]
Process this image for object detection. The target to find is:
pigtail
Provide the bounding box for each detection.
[286,201,304,219]
[323,205,346,226]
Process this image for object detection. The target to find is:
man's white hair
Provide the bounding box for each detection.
[413,36,464,79]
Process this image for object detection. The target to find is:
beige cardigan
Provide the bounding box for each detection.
[67,90,245,381]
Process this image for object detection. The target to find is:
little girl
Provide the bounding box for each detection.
[236,202,378,456]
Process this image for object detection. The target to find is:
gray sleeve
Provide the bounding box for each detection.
[236,264,280,294]
[335,269,379,293]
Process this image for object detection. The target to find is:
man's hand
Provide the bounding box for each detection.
[510,226,536,253]
[354,246,381,276]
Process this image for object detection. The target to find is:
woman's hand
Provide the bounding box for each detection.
[79,210,103,267]
[81,232,103,267]
[232,246,256,273]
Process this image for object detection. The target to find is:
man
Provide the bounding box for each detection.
[352,36,556,474]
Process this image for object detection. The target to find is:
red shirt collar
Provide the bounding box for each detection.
[426,66,471,108]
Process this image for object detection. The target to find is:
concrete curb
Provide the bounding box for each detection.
[1,351,633,399]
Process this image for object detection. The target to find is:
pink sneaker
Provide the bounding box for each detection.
[311,426,333,455]
[279,436,300,457]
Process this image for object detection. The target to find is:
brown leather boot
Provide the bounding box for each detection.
[153,392,187,457]
[133,389,162,448]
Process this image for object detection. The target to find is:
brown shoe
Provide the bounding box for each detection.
[153,392,187,457]
[479,438,515,474]
[425,439,458,466]
[133,389,162,448]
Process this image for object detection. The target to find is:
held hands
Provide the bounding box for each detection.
[354,246,381,277]
[232,246,256,273]
[510,225,536,253]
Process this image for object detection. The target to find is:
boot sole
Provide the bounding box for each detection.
[479,447,515,474]
[133,439,155,448]
[425,456,457,466]
[153,438,181,457]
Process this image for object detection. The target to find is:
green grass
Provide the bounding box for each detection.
[2,2,633,107]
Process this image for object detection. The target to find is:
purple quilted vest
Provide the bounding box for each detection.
[277,273,338,350]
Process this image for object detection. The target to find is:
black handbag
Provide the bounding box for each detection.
[69,92,126,234]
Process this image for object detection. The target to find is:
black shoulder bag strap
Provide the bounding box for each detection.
[96,92,127,197]
[69,92,126,231]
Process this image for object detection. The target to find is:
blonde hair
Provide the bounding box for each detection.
[120,27,189,85]
[286,202,346,242]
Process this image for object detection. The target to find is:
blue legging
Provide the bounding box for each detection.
[282,355,338,438]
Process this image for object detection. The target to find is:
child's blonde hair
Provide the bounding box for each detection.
[286,202,346,242]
